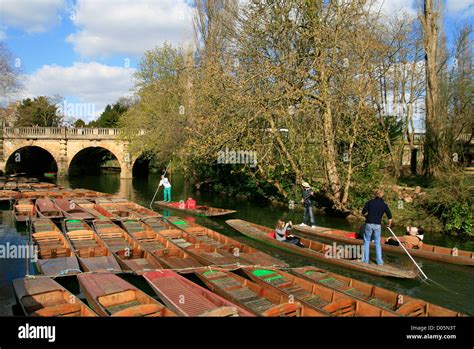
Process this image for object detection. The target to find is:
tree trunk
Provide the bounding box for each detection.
[420,0,440,177]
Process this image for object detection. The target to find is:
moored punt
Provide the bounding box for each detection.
[76,200,114,219]
[122,219,203,272]
[243,268,396,317]
[144,270,255,316]
[100,202,160,219]
[13,276,97,317]
[64,219,121,273]
[155,200,237,217]
[158,228,249,268]
[292,266,464,317]
[54,198,96,220]
[182,225,288,268]
[294,225,474,267]
[92,219,163,273]
[13,199,35,222]
[0,190,20,200]
[94,203,135,220]
[77,273,176,317]
[195,269,322,316]
[32,219,80,276]
[35,198,64,219]
[5,180,18,191]
[226,219,418,279]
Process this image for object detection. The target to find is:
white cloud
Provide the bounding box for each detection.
[66,0,194,58]
[0,0,65,33]
[371,0,417,18]
[446,0,474,17]
[19,62,135,121]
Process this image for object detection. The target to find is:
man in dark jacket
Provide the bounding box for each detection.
[299,181,316,228]
[361,189,393,265]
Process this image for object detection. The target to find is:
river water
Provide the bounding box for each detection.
[0,173,473,315]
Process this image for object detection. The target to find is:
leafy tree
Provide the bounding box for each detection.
[74,118,86,127]
[15,96,62,127]
[89,101,129,128]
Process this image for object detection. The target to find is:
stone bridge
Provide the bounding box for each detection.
[0,127,140,178]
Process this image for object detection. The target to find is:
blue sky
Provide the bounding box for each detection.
[0,0,472,122]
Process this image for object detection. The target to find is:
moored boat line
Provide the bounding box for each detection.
[2,179,470,317]
[242,267,398,316]
[291,266,465,316]
[144,270,255,316]
[194,268,321,316]
[121,219,204,272]
[31,218,81,277]
[64,219,122,273]
[92,219,163,273]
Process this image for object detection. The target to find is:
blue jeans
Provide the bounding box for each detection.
[163,187,171,202]
[303,205,315,225]
[362,223,383,265]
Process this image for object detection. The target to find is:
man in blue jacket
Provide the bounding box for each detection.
[361,189,393,265]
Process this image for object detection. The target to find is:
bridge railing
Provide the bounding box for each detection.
[2,127,123,139]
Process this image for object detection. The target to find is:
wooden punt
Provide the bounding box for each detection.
[243,268,396,316]
[294,225,474,267]
[35,198,64,219]
[157,228,251,268]
[94,203,135,220]
[144,270,255,316]
[32,219,80,276]
[17,182,32,190]
[92,219,163,273]
[13,276,97,317]
[226,219,418,279]
[292,266,464,316]
[155,200,237,217]
[5,180,18,191]
[76,201,115,219]
[95,197,130,204]
[30,182,56,189]
[182,225,288,268]
[0,190,20,200]
[64,219,121,273]
[77,273,176,317]
[97,202,160,220]
[54,198,96,220]
[122,219,203,272]
[195,269,323,316]
[13,199,36,222]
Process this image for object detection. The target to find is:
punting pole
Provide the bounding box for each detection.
[386,225,428,280]
[149,160,171,209]
[25,216,31,277]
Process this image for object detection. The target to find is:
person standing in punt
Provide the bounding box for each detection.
[158,174,172,202]
[299,181,316,228]
[361,189,393,265]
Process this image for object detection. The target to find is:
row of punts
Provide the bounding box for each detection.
[13,265,464,317]
[14,213,467,317]
[6,181,471,317]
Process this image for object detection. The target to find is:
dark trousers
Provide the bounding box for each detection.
[303,205,315,225]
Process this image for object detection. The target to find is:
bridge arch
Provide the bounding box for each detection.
[4,145,58,176]
[131,152,155,177]
[68,146,123,176]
